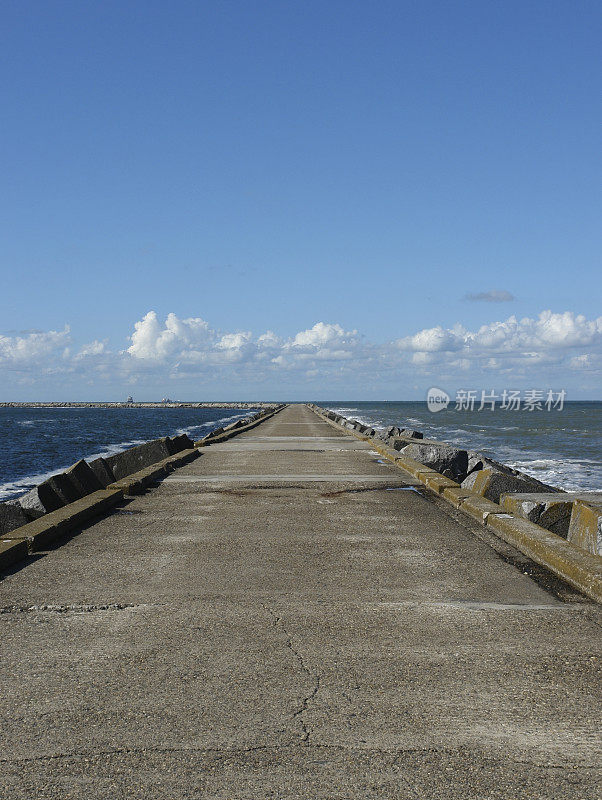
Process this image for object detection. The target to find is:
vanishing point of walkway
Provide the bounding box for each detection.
[1,404,600,798]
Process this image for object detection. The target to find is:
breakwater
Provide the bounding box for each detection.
[0,403,600,797]
[309,403,602,597]
[0,401,276,409]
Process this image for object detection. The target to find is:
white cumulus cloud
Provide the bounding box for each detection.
[127,311,212,360]
[0,327,71,366]
[2,309,600,392]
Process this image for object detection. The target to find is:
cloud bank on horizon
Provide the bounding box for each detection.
[1,309,601,396]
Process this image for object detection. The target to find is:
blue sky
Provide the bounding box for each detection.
[1,0,600,399]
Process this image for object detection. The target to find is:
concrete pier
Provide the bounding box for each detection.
[1,404,600,798]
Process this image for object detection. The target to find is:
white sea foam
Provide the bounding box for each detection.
[325,404,602,492]
[174,411,251,438]
[329,408,377,428]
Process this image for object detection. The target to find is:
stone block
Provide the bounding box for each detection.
[4,489,123,551]
[499,492,602,538]
[462,469,552,504]
[465,451,515,479]
[223,420,244,432]
[568,499,602,556]
[106,438,174,480]
[204,427,225,440]
[18,473,80,518]
[400,429,423,439]
[64,460,104,497]
[384,426,402,438]
[401,443,468,482]
[0,502,29,535]
[169,433,195,453]
[88,458,116,488]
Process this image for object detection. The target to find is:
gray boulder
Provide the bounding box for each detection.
[401,443,469,481]
[88,458,116,488]
[63,460,104,497]
[0,501,29,535]
[400,429,423,440]
[384,426,402,438]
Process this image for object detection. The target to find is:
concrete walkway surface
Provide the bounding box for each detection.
[0,404,600,799]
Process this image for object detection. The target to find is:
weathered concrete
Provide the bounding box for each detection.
[17,473,79,518]
[462,467,554,503]
[63,459,104,497]
[401,442,468,481]
[0,404,600,799]
[87,457,116,488]
[168,433,195,452]
[0,502,29,535]
[106,437,175,480]
[2,489,124,551]
[568,498,602,556]
[501,492,602,539]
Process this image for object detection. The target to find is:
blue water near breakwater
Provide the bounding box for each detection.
[0,407,256,501]
[319,401,602,492]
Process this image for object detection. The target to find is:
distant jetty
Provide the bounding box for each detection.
[0,401,274,409]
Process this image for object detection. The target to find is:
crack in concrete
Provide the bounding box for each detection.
[266,608,321,744]
[0,742,597,770]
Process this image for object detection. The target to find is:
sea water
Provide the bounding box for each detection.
[0,406,256,501]
[318,401,602,492]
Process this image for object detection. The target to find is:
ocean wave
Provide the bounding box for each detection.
[174,411,251,438]
[324,404,601,492]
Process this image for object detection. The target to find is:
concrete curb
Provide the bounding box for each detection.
[1,489,124,553]
[308,404,602,603]
[486,514,602,601]
[194,405,286,446]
